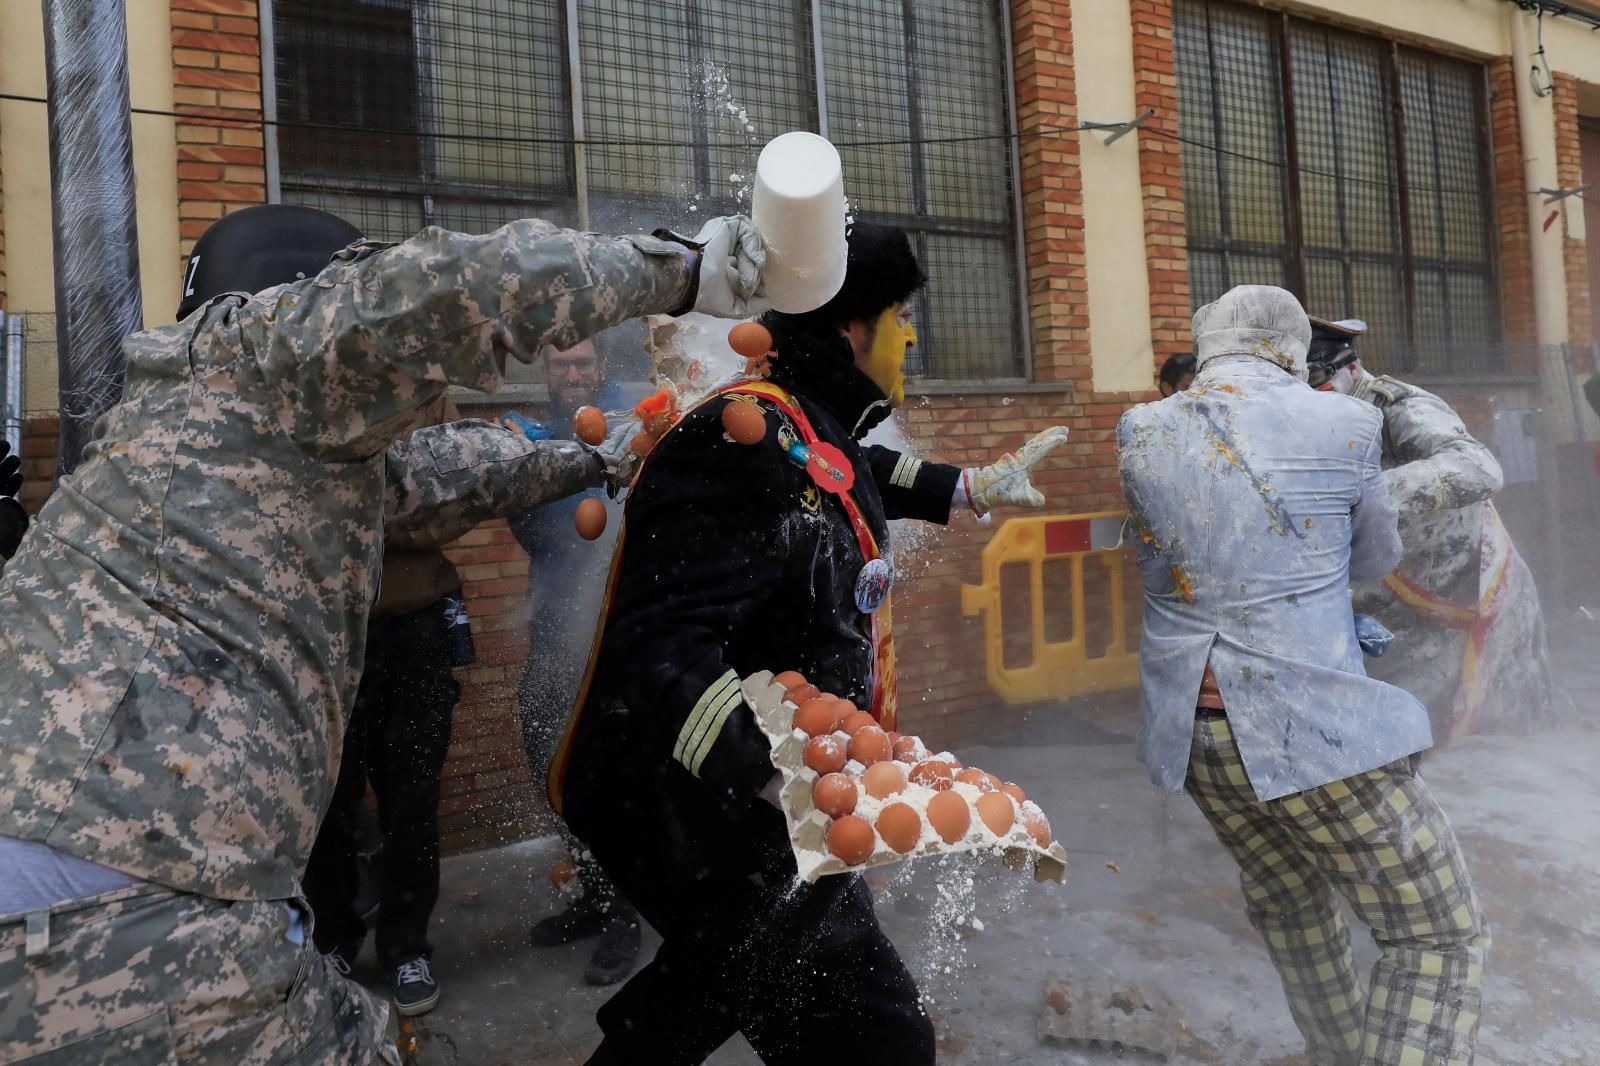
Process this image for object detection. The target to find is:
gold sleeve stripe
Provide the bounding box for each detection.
[672,670,741,776]
[890,454,923,490]
[686,683,746,777]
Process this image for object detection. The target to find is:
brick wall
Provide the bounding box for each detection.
[1132,0,1189,361]
[170,0,268,262]
[1555,73,1592,348]
[1490,57,1537,353]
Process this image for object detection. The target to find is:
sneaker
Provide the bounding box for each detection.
[391,957,440,1017]
[326,950,354,978]
[528,899,608,947]
[583,914,641,987]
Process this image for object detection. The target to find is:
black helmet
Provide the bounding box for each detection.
[178,204,364,319]
[1158,352,1197,395]
[759,222,927,341]
[1306,317,1366,388]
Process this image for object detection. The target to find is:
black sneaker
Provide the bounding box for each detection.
[583,914,641,987]
[529,899,608,947]
[391,956,440,1017]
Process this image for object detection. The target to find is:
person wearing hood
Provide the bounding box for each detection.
[0,203,766,1063]
[1309,318,1565,739]
[1118,286,1488,1066]
[545,223,1067,1065]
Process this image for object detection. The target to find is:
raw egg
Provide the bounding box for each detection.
[862,761,907,799]
[955,768,998,792]
[793,697,841,738]
[892,735,927,764]
[927,791,972,844]
[875,803,922,854]
[827,814,876,865]
[812,773,858,818]
[574,498,608,541]
[1019,805,1052,848]
[721,401,767,446]
[1000,783,1028,805]
[728,321,774,360]
[848,726,892,766]
[976,792,1016,836]
[549,861,576,890]
[804,734,847,775]
[840,710,877,737]
[785,683,822,707]
[773,670,807,690]
[909,760,954,791]
[572,405,607,446]
[630,430,656,457]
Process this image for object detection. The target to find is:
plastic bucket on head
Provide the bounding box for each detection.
[752,132,848,314]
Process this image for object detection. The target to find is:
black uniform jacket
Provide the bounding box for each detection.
[557,347,959,849]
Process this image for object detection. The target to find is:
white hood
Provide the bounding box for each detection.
[1192,284,1311,381]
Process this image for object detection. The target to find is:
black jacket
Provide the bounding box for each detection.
[558,345,959,838]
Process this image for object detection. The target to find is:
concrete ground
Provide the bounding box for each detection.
[355,639,1600,1065]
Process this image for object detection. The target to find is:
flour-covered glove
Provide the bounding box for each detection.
[0,438,27,561]
[589,416,642,497]
[963,426,1070,515]
[657,215,768,319]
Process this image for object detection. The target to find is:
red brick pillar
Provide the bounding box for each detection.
[1490,57,1537,353]
[1554,72,1591,348]
[1131,0,1190,363]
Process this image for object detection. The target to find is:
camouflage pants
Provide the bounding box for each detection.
[0,883,397,1064]
[1186,715,1488,1066]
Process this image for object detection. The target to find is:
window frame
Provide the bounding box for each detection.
[1174,0,1505,375]
[264,0,1034,391]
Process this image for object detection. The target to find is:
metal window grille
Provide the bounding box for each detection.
[269,0,1025,384]
[1174,0,1502,375]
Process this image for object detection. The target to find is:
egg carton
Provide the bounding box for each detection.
[742,671,1068,884]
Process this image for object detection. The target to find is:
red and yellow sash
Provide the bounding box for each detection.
[546,380,897,813]
[1381,502,1513,741]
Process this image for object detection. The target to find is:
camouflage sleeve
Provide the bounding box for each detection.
[1382,390,1503,517]
[383,419,602,549]
[245,220,693,460]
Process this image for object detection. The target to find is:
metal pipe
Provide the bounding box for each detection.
[3,313,23,458]
[42,0,143,479]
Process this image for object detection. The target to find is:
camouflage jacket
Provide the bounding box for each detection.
[1349,374,1560,731]
[0,220,689,900]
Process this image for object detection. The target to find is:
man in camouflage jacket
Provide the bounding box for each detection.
[0,203,764,1063]
[1310,318,1564,739]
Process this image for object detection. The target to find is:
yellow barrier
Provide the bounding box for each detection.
[960,512,1141,704]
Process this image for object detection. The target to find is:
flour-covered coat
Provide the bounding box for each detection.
[1117,297,1431,800]
[1347,373,1564,737]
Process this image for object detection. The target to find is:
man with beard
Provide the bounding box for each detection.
[546,223,1068,1064]
[1309,317,1564,738]
[514,328,649,987]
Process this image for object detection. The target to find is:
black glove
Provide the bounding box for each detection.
[0,439,26,561]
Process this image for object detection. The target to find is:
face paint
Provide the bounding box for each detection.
[860,304,916,408]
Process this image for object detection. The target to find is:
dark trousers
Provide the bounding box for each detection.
[575,772,934,1065]
[305,600,459,972]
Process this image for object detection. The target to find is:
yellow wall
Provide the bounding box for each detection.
[0,0,179,411]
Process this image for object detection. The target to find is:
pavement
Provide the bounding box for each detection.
[352,637,1600,1065]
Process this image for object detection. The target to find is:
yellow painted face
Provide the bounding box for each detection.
[862,304,917,408]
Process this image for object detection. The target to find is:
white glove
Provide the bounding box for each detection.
[963,426,1070,515]
[661,216,768,319]
[590,417,642,497]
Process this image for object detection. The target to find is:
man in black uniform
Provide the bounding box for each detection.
[548,224,1068,1065]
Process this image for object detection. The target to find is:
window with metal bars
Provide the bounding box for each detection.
[268,0,1026,384]
[1174,0,1502,375]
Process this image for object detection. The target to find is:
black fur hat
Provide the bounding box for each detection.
[760,222,927,346]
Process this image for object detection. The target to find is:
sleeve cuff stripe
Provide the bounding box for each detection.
[672,670,741,773]
[890,454,922,490]
[686,688,745,777]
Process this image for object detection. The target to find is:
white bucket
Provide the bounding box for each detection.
[752,132,848,314]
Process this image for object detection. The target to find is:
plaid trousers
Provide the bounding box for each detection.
[1185,715,1488,1066]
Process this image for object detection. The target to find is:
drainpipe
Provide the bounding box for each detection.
[42,0,143,479]
[1510,5,1569,350]
[3,313,23,457]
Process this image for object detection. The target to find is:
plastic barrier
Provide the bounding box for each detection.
[960,512,1141,704]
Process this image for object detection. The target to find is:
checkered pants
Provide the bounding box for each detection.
[1185,715,1488,1066]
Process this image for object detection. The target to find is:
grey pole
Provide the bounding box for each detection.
[42,0,143,479]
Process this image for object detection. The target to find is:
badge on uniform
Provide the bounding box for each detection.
[855,557,893,614]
